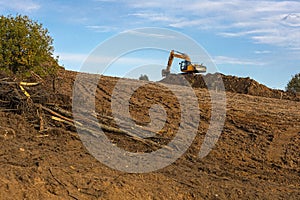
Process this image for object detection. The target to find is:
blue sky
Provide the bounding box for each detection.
[1,0,300,89]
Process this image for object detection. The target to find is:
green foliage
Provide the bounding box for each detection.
[286,73,300,93]
[139,74,149,81]
[0,15,59,77]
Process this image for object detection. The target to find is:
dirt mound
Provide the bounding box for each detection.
[0,69,299,199]
[160,73,299,101]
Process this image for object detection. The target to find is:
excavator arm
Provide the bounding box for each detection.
[162,50,191,77]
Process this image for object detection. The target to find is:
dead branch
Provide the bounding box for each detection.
[37,108,45,131]
[40,105,76,124]
[48,105,73,118]
[30,71,44,82]
[19,85,31,98]
[0,77,9,81]
[0,99,10,103]
[0,109,19,112]
[19,82,40,86]
[13,88,25,100]
[0,81,17,85]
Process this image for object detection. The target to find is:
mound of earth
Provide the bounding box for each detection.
[160,73,299,101]
[0,69,299,199]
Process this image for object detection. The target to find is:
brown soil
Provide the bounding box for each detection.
[161,73,300,101]
[0,69,299,199]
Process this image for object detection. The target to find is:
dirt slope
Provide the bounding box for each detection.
[0,69,299,199]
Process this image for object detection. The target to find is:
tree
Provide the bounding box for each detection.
[286,73,300,93]
[0,15,59,77]
[139,74,149,81]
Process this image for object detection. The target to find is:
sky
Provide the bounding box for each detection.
[1,0,300,89]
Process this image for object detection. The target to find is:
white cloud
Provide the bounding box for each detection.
[86,25,116,33]
[169,18,216,29]
[126,30,176,39]
[289,47,300,51]
[123,0,300,49]
[126,0,172,8]
[129,12,177,23]
[218,29,278,38]
[0,0,40,12]
[254,50,271,54]
[213,56,265,66]
[281,13,300,27]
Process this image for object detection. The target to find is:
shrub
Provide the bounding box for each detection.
[139,74,149,81]
[286,73,300,93]
[0,15,59,77]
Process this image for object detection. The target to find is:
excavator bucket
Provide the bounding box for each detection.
[162,69,170,77]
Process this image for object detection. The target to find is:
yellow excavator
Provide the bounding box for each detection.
[162,50,207,77]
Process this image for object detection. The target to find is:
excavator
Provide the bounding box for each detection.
[162,50,207,77]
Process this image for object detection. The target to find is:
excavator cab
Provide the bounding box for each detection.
[179,60,190,71]
[180,60,203,74]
